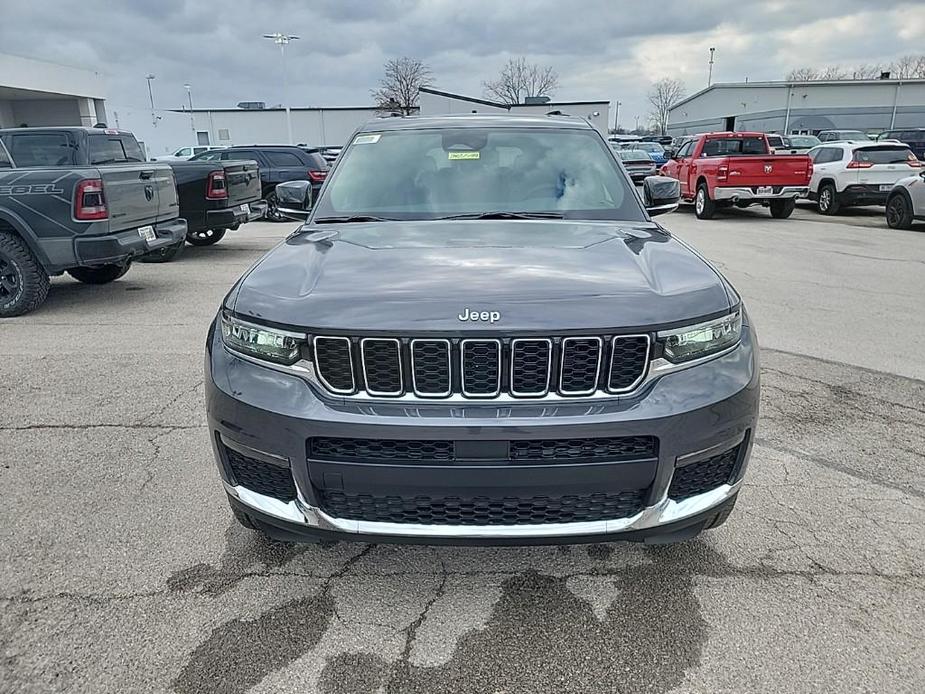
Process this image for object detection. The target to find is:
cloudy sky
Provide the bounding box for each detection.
[2,0,924,129]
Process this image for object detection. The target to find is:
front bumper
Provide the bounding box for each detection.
[73,218,187,267]
[713,186,808,201]
[206,321,759,544]
[205,200,268,230]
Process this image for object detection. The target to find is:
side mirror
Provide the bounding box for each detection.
[642,176,680,217]
[274,180,313,220]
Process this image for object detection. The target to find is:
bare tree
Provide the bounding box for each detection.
[819,65,847,80]
[850,63,883,79]
[482,57,559,105]
[647,77,686,135]
[892,54,925,78]
[786,67,820,81]
[370,57,432,115]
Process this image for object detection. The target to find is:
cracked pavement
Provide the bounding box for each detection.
[1,211,923,693]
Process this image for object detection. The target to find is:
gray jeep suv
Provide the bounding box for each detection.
[205,114,759,545]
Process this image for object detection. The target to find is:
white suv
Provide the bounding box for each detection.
[806,141,921,215]
[886,170,925,229]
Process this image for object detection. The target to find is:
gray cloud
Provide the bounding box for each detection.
[1,0,922,129]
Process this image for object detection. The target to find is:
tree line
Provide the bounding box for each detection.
[787,54,925,81]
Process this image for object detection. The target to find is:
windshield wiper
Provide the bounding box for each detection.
[438,211,565,220]
[313,215,396,224]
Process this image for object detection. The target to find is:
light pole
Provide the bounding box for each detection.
[145,74,157,127]
[262,32,300,144]
[708,47,716,86]
[184,83,196,145]
[634,115,640,132]
[613,100,622,132]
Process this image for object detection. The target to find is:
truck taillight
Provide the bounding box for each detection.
[74,178,108,221]
[307,169,327,183]
[206,171,228,199]
[717,165,728,182]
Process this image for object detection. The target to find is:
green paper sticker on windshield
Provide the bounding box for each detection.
[353,134,381,144]
[448,151,480,160]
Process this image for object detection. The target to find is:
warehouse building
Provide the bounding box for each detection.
[667,78,925,136]
[0,53,107,128]
[418,87,611,134]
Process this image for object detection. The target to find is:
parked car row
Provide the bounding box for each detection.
[652,130,924,229]
[0,126,269,315]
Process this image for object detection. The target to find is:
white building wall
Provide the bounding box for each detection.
[418,90,507,115]
[0,53,106,99]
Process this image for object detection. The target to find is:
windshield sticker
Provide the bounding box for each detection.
[448,151,480,160]
[353,134,381,145]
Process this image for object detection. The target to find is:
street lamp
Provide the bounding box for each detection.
[184,83,195,145]
[708,47,716,86]
[145,74,157,127]
[262,32,300,144]
[613,100,622,132]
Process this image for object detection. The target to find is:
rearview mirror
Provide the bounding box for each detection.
[274,180,313,220]
[642,176,680,217]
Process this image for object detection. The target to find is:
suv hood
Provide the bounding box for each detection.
[232,220,732,332]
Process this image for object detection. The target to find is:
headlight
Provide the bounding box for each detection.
[220,314,304,365]
[658,310,742,363]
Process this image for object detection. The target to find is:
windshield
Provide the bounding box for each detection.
[313,127,645,222]
[634,142,664,153]
[838,131,871,141]
[789,136,820,147]
[853,146,913,164]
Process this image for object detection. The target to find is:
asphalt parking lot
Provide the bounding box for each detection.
[2,206,924,693]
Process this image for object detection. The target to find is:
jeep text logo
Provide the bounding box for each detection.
[458,308,501,323]
[0,184,66,195]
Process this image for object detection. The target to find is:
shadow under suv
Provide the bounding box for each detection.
[205,114,759,545]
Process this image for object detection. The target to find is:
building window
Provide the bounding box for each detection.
[218,129,230,141]
[196,131,211,146]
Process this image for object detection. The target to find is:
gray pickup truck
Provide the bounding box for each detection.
[0,127,187,316]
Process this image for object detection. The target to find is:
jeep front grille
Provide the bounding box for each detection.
[311,333,650,400]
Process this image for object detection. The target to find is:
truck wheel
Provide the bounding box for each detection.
[0,230,50,317]
[817,183,840,215]
[265,192,285,222]
[67,263,131,284]
[694,184,716,220]
[139,240,185,263]
[186,228,227,246]
[886,193,914,229]
[769,198,796,219]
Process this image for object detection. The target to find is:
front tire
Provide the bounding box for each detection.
[769,198,796,219]
[264,192,285,222]
[817,183,840,215]
[694,183,716,220]
[886,193,914,229]
[0,230,50,317]
[67,263,131,285]
[186,228,227,246]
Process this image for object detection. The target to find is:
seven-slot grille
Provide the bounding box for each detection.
[312,334,650,399]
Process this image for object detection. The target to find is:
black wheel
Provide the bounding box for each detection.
[817,183,840,215]
[0,230,50,317]
[769,198,796,219]
[694,183,716,220]
[264,192,286,222]
[67,263,131,285]
[886,193,914,229]
[231,505,259,530]
[139,240,185,263]
[705,494,738,530]
[186,228,227,246]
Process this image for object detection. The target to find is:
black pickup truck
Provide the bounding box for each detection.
[0,127,186,316]
[151,159,265,261]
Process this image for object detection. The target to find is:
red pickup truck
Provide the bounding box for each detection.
[660,132,812,220]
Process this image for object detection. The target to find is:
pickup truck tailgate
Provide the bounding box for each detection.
[722,155,811,187]
[100,163,179,232]
[222,160,262,207]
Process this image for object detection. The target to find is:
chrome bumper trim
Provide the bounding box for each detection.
[223,478,742,539]
[713,186,808,200]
